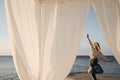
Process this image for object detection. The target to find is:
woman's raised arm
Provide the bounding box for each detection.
[87,34,93,49]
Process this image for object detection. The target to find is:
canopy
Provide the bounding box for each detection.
[4,0,120,80]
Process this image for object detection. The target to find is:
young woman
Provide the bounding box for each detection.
[87,34,112,80]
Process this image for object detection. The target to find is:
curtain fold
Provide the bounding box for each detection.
[92,0,120,63]
[5,0,90,80]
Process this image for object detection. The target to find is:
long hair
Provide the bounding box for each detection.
[93,42,101,50]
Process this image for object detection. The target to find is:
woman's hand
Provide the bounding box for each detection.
[87,34,89,38]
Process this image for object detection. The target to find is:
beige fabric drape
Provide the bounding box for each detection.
[92,0,120,63]
[5,0,90,80]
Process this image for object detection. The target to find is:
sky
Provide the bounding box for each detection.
[0,0,11,55]
[0,0,112,56]
[78,6,112,55]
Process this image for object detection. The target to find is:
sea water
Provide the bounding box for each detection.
[0,56,19,80]
[70,56,120,76]
[0,56,120,80]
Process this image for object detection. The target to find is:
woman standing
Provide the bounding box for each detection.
[87,34,112,80]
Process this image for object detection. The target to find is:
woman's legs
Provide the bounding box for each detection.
[91,71,97,80]
[90,59,97,80]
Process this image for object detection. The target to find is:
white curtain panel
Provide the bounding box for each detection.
[92,0,120,63]
[5,0,90,80]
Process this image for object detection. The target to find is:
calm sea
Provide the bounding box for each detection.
[0,56,120,80]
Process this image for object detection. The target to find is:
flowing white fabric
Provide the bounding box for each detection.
[92,0,120,63]
[5,0,90,80]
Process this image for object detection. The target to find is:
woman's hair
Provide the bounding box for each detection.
[93,42,101,50]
